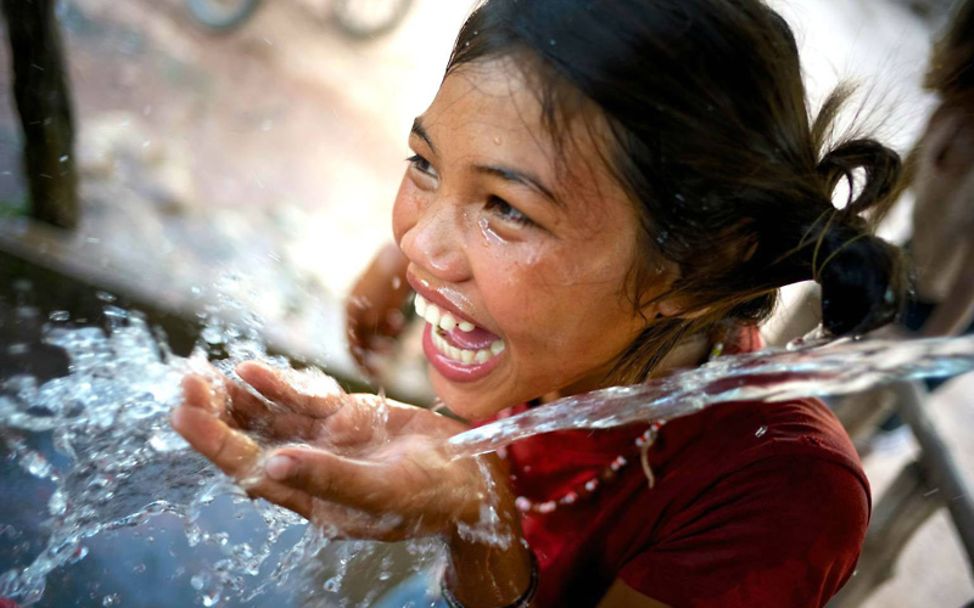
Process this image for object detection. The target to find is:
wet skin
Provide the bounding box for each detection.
[394,56,675,421]
[172,56,686,607]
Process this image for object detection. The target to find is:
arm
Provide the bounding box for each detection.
[444,465,535,608]
[346,242,411,376]
[172,363,534,605]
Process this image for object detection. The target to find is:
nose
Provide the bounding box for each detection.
[397,197,471,284]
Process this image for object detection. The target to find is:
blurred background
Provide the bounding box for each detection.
[0,0,972,606]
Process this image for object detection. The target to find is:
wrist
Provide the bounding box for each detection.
[445,532,535,608]
[443,455,534,607]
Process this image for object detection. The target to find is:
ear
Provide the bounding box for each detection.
[656,292,711,321]
[633,260,709,322]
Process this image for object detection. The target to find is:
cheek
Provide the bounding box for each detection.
[391,175,418,245]
[503,250,638,339]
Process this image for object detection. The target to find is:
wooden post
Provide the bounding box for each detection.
[828,461,942,607]
[894,381,974,572]
[1,0,79,229]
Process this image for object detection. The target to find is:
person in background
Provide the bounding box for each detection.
[855,0,974,446]
[903,0,974,341]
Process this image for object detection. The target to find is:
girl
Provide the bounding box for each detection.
[173,0,906,605]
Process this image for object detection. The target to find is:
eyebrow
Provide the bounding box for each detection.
[474,164,562,208]
[411,117,437,155]
[411,116,563,208]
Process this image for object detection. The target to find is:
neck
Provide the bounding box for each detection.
[646,331,712,379]
[544,330,715,404]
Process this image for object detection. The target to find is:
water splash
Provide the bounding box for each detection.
[446,335,974,457]
[3,303,974,605]
[0,308,442,606]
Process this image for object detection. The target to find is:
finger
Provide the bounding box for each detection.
[182,374,216,411]
[349,341,380,380]
[182,372,240,429]
[221,366,313,430]
[172,405,318,518]
[171,404,262,480]
[307,500,409,541]
[236,361,345,418]
[263,447,393,514]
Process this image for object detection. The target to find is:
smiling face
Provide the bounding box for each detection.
[392,57,671,421]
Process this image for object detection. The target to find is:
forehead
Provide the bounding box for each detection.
[422,57,632,216]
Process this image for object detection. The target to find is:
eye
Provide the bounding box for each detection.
[406,154,437,178]
[485,195,535,227]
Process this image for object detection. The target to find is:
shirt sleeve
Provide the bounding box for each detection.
[618,455,870,608]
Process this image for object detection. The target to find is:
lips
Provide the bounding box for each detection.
[407,278,507,383]
[421,323,505,382]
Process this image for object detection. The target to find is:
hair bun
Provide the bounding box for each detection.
[817,139,902,217]
[809,138,906,336]
[813,223,905,336]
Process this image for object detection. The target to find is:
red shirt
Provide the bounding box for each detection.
[502,329,870,607]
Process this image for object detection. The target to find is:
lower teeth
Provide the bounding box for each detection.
[434,328,481,364]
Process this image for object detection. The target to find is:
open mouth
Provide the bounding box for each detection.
[414,294,505,366]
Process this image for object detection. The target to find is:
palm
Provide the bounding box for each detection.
[172,362,483,541]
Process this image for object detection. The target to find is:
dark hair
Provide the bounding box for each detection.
[925,0,974,95]
[446,0,906,381]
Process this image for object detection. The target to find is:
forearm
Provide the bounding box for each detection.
[444,455,534,607]
[446,528,534,607]
[352,243,410,324]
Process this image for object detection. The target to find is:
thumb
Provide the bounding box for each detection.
[264,447,393,513]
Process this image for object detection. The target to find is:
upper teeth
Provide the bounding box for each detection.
[414,293,506,365]
[415,294,477,333]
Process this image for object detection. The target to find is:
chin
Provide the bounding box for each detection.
[429,373,508,423]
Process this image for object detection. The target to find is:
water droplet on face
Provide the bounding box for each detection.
[478,217,506,245]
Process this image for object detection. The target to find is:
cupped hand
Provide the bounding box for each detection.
[170,361,500,541]
[345,243,411,378]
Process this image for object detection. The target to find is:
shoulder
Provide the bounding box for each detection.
[618,399,869,607]
[655,397,867,494]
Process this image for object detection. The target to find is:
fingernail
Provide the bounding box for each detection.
[265,455,295,480]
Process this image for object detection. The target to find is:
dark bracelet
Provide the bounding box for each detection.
[440,550,539,608]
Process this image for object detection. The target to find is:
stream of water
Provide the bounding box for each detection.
[447,333,974,456]
[1,306,972,606]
